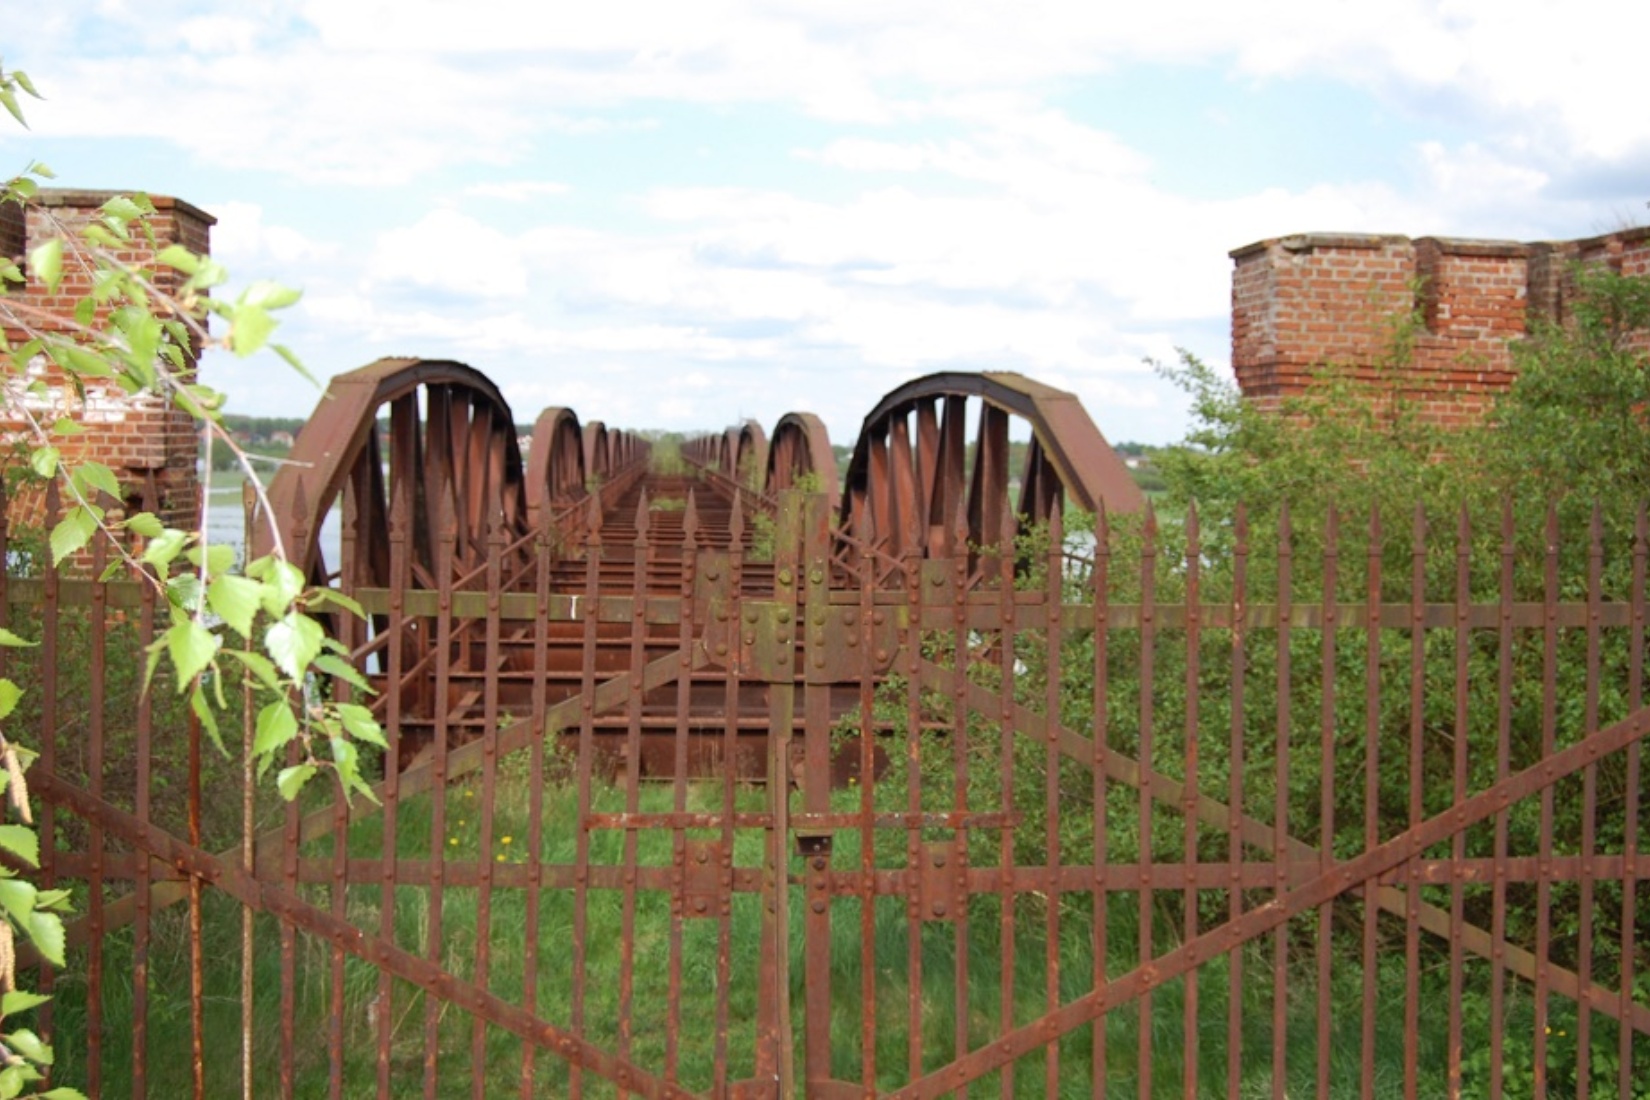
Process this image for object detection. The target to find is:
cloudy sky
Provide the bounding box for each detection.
[7,1,1648,446]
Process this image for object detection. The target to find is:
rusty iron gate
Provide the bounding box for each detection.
[6,363,1648,1098]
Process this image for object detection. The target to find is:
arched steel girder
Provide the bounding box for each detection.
[525,407,586,531]
[839,370,1144,564]
[256,357,530,590]
[726,419,767,490]
[582,421,610,485]
[766,412,839,508]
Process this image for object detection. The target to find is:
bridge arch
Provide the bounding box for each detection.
[838,370,1143,564]
[256,357,529,588]
[525,407,586,530]
[765,411,838,507]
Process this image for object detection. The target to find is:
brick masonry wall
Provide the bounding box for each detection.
[1230,227,1650,425]
[2,190,214,532]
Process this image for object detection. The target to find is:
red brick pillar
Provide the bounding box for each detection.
[2,190,214,532]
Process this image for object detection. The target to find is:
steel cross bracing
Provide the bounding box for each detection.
[12,359,1650,1099]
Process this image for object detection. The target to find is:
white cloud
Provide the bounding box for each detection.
[463,181,573,202]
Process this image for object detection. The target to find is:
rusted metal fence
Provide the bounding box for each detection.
[6,430,1649,1094]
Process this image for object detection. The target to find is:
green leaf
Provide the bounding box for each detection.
[229,304,276,357]
[164,620,220,687]
[272,343,320,387]
[125,511,164,539]
[241,280,302,311]
[48,507,98,566]
[0,826,38,869]
[306,589,365,618]
[207,574,262,640]
[0,877,35,924]
[6,1027,50,1065]
[252,702,297,757]
[166,572,203,614]
[0,87,25,129]
[185,542,236,577]
[0,678,21,722]
[247,557,305,616]
[71,460,121,502]
[28,446,57,480]
[276,764,316,802]
[0,1065,23,1100]
[10,70,40,99]
[24,905,65,945]
[222,649,281,694]
[0,630,33,648]
[190,686,224,756]
[48,417,85,436]
[336,703,387,749]
[141,527,188,569]
[155,244,200,275]
[265,612,323,679]
[0,991,48,1017]
[27,238,60,294]
[100,195,144,223]
[313,654,370,694]
[39,1089,89,1100]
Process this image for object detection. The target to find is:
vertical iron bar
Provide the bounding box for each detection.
[330,474,361,1100]
[1316,507,1339,1100]
[997,531,1017,1100]
[1621,506,1645,1097]
[1533,504,1558,1098]
[1575,506,1602,1099]
[1360,509,1381,1100]
[713,496,741,1093]
[1182,505,1201,1100]
[1447,509,1471,1096]
[570,498,602,1100]
[133,481,157,1099]
[1137,506,1158,1100]
[1226,504,1250,1100]
[1403,506,1426,1100]
[1272,504,1292,1100]
[664,495,698,1085]
[1490,499,1515,1100]
[422,507,457,1100]
[1044,507,1064,1098]
[242,485,257,1100]
[470,510,507,1100]
[379,483,410,1098]
[615,496,651,1098]
[518,509,552,1098]
[36,482,58,1045]
[87,504,108,1096]
[800,492,836,1090]
[947,506,969,1080]
[189,704,205,1100]
[1622,506,1645,1100]
[1091,505,1111,1100]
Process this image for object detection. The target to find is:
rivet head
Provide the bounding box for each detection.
[777,608,791,623]
[810,568,824,583]
[778,568,793,586]
[932,902,947,917]
[812,856,827,871]
[744,608,758,624]
[874,648,888,662]
[812,900,827,914]
[695,898,708,913]
[715,643,729,656]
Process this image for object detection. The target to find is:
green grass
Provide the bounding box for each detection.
[43,752,1649,1098]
